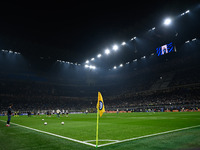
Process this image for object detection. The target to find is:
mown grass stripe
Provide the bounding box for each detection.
[98,124,200,147]
[0,120,96,147]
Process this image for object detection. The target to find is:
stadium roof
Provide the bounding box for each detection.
[0,1,199,68]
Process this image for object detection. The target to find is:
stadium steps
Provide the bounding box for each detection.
[150,73,174,90]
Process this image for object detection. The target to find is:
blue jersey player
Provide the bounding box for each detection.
[6,104,13,127]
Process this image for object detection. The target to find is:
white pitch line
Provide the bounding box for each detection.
[0,120,96,147]
[2,119,200,148]
[98,124,200,147]
[84,139,119,142]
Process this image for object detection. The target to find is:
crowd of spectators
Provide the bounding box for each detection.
[1,81,199,113]
[105,85,200,111]
[0,41,200,113]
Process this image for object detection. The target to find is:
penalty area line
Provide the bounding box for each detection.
[98,124,200,147]
[0,120,96,147]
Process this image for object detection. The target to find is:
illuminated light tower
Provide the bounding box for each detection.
[121,42,126,46]
[88,65,96,70]
[192,38,196,41]
[142,56,146,59]
[131,37,136,41]
[119,64,123,67]
[133,59,137,62]
[163,18,172,26]
[91,58,95,61]
[85,60,89,64]
[97,54,102,58]
[185,10,190,13]
[181,13,185,16]
[105,49,110,55]
[112,45,119,51]
[113,66,117,69]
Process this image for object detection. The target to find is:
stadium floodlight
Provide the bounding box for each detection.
[89,65,96,70]
[163,18,172,25]
[142,56,146,59]
[185,10,190,13]
[181,12,185,16]
[105,49,110,55]
[121,42,126,46]
[85,64,89,68]
[97,54,102,58]
[133,59,137,62]
[131,36,136,41]
[113,66,117,69]
[126,62,130,64]
[85,60,89,64]
[91,58,95,61]
[152,27,155,30]
[112,45,119,51]
[119,64,123,67]
[185,40,190,43]
[192,38,196,41]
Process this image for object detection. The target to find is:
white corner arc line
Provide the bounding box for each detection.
[98,124,200,147]
[0,120,96,147]
[84,139,119,142]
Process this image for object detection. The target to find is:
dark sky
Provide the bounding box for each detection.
[0,1,199,64]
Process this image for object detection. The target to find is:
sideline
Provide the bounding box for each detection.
[0,120,96,147]
[1,120,200,148]
[98,124,200,147]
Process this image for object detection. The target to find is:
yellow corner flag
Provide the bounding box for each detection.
[96,92,105,117]
[96,92,105,148]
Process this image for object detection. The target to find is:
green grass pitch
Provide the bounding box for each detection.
[0,112,200,150]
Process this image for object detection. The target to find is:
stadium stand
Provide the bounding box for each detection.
[0,39,200,114]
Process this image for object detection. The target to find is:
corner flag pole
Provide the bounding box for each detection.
[96,108,99,148]
[96,92,105,148]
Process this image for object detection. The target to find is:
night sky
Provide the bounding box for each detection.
[0,1,199,64]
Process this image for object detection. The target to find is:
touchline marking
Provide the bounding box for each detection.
[1,119,200,148]
[0,120,96,147]
[98,124,200,147]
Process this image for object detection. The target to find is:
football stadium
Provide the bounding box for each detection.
[0,1,200,150]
